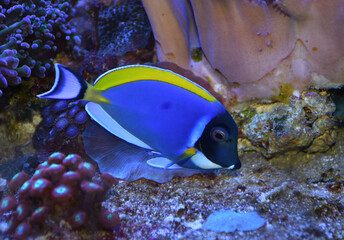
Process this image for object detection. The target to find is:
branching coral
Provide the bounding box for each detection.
[142,0,344,102]
[0,152,120,239]
[0,0,83,96]
[0,5,31,97]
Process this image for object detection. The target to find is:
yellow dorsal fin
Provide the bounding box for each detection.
[93,65,216,102]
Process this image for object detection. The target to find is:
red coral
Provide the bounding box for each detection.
[98,209,120,231]
[0,152,120,238]
[0,196,17,214]
[9,171,29,192]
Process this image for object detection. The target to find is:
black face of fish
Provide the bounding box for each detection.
[195,112,241,169]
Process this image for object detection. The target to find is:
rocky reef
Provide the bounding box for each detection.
[236,90,337,157]
[0,152,119,239]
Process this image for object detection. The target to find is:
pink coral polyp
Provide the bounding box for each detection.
[30,178,52,198]
[0,196,17,214]
[52,184,73,203]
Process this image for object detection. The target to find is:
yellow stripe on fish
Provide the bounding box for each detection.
[93,65,217,102]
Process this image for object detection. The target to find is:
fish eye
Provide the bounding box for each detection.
[211,127,228,142]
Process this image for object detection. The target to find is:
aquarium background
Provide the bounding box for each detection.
[0,0,343,239]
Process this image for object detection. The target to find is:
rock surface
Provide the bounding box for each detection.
[236,90,337,157]
[96,128,344,239]
[0,128,343,239]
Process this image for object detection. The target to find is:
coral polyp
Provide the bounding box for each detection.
[0,152,120,239]
[14,222,31,239]
[69,211,88,229]
[0,196,16,214]
[65,124,79,139]
[52,184,73,203]
[98,209,120,231]
[33,100,90,156]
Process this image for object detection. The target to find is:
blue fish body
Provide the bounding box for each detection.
[38,64,241,182]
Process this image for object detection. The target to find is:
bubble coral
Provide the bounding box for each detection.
[142,0,344,101]
[0,152,120,239]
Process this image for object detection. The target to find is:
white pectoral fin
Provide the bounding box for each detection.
[146,157,183,169]
[85,102,153,150]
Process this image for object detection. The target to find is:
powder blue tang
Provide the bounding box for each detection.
[37,64,241,182]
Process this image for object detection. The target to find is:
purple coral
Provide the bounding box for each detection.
[0,152,119,238]
[65,124,80,139]
[15,203,30,222]
[30,178,52,198]
[0,0,83,96]
[30,206,49,223]
[33,100,90,155]
[0,10,31,96]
